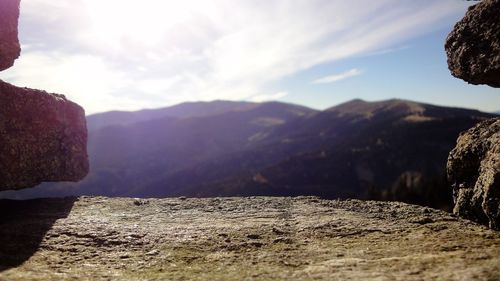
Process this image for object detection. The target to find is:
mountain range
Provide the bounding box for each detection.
[0,99,494,210]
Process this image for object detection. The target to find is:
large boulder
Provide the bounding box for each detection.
[0,0,21,71]
[445,0,500,88]
[0,80,89,190]
[447,118,499,230]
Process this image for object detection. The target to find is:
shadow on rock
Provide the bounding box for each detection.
[0,197,76,271]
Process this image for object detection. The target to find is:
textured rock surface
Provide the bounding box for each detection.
[1,196,499,280]
[0,0,21,71]
[445,0,500,88]
[0,80,89,190]
[0,0,89,189]
[448,118,500,230]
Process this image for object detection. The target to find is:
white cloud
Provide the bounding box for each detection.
[311,68,363,84]
[1,52,132,114]
[250,91,289,103]
[312,69,363,84]
[0,0,470,114]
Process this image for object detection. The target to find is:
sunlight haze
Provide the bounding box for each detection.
[0,0,498,114]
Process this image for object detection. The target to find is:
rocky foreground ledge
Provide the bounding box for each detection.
[0,197,498,280]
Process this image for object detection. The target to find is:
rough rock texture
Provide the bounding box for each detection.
[0,0,89,189]
[447,118,500,230]
[0,0,21,71]
[0,80,89,190]
[0,196,498,280]
[445,0,500,88]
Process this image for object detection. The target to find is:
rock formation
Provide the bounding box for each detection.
[1,197,499,280]
[0,0,89,190]
[445,0,500,88]
[448,118,500,230]
[0,81,89,190]
[0,0,21,71]
[445,0,500,230]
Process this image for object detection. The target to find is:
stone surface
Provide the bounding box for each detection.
[0,80,89,190]
[0,196,499,280]
[447,118,500,230]
[445,0,500,88]
[0,0,21,71]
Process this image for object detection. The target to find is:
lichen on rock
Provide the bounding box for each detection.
[1,196,499,280]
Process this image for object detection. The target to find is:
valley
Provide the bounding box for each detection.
[1,99,494,211]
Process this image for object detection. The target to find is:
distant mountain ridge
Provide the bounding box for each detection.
[86,100,315,131]
[1,99,494,210]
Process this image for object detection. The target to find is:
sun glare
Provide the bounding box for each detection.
[83,0,194,47]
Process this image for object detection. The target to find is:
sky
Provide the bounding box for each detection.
[0,0,499,115]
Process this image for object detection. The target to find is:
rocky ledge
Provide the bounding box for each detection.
[0,196,498,280]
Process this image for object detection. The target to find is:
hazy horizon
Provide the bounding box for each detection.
[0,0,499,115]
[84,97,500,117]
